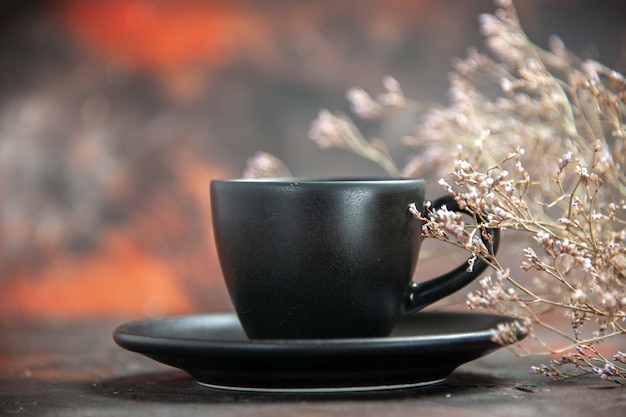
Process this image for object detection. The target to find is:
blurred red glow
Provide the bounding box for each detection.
[59,0,267,98]
[61,0,259,69]
[1,151,232,319]
[4,230,191,317]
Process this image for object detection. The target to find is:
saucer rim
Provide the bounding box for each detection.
[113,311,523,354]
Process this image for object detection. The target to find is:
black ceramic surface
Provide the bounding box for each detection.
[113,311,526,393]
[210,179,500,339]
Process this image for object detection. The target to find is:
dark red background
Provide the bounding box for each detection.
[0,0,624,320]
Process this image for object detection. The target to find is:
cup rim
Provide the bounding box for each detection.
[212,177,426,185]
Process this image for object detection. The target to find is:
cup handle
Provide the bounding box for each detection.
[402,194,500,315]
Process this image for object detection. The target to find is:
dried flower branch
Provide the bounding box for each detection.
[243,152,292,178]
[308,109,401,177]
[302,0,626,383]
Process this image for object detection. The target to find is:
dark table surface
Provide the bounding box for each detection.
[1,315,625,417]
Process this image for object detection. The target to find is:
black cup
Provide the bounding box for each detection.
[211,178,499,339]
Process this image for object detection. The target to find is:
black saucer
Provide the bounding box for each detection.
[113,311,526,393]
